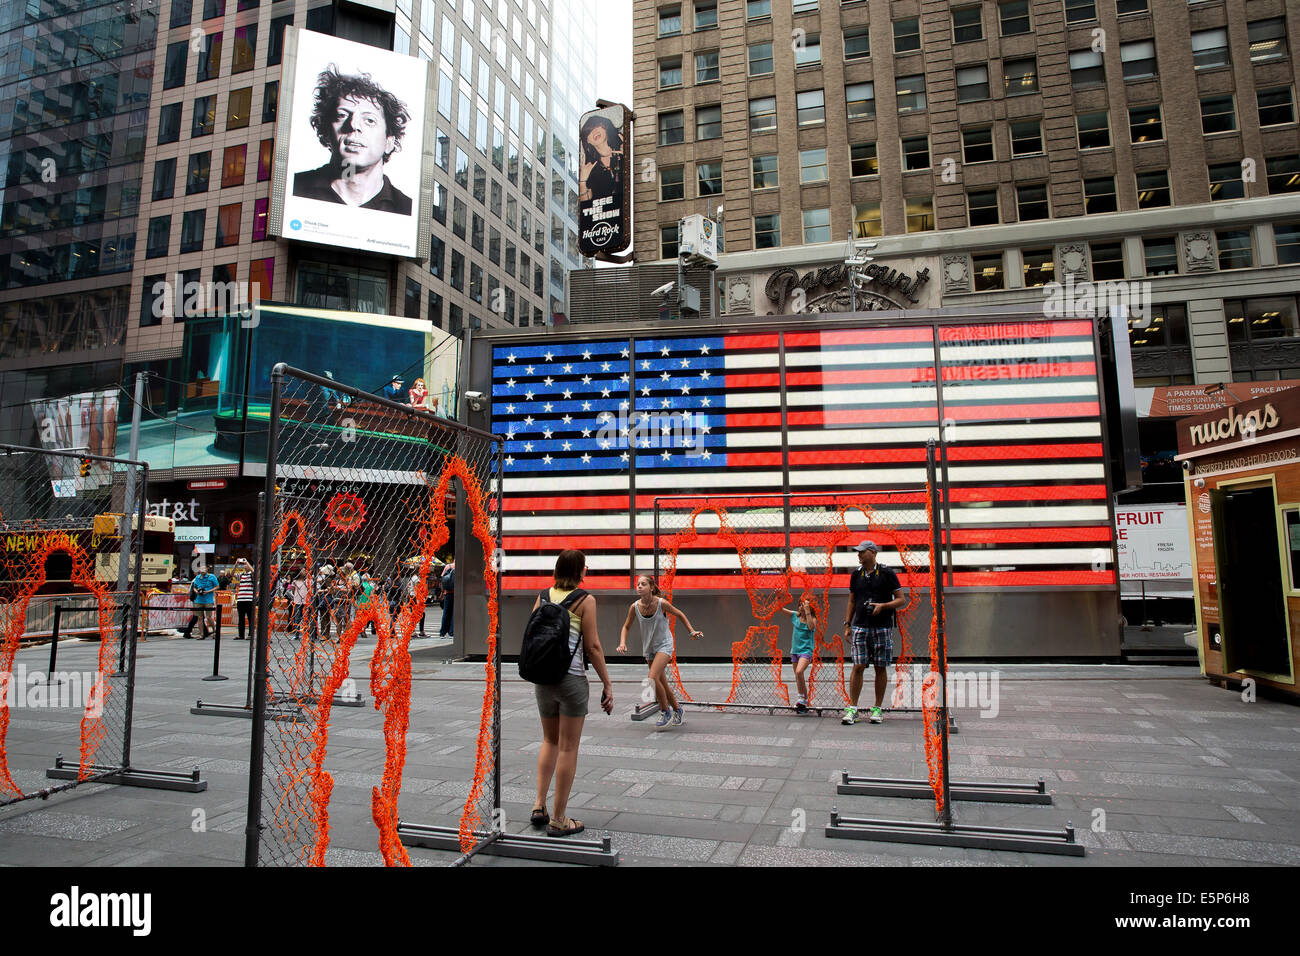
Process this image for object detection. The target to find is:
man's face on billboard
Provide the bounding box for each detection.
[331,95,394,170]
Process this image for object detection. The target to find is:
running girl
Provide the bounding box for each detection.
[617,575,703,731]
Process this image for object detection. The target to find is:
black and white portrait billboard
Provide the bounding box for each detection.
[577,104,632,257]
[273,28,431,259]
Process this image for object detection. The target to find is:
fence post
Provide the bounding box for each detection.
[926,440,953,829]
[47,605,63,687]
[204,605,227,682]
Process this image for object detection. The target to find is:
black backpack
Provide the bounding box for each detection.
[519,588,588,684]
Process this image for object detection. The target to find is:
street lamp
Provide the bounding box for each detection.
[844,231,878,312]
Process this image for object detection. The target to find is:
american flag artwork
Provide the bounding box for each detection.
[491,318,1115,592]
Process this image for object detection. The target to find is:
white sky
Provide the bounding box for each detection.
[594,0,634,109]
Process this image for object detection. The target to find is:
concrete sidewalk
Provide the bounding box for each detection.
[1,634,1298,867]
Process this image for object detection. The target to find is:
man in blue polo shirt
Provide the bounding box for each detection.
[190,567,220,640]
[841,540,906,725]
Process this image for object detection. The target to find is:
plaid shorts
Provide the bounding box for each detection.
[849,625,894,667]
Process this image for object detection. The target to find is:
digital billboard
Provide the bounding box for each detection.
[577,104,632,257]
[29,390,120,495]
[272,27,432,259]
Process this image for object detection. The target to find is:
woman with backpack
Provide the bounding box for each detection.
[526,549,613,837]
[616,575,703,731]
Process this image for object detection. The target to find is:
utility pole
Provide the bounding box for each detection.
[844,230,877,312]
[118,371,146,592]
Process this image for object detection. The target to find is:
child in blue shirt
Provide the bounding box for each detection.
[784,596,817,713]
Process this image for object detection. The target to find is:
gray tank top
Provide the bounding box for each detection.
[633,597,671,657]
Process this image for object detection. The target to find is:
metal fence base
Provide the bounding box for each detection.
[47,756,207,793]
[190,699,305,722]
[838,770,1052,805]
[630,702,660,721]
[825,807,1083,857]
[674,700,959,730]
[397,822,620,866]
[289,694,368,708]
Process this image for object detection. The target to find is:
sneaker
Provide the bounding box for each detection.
[654,710,673,730]
[795,699,808,714]
[869,706,883,724]
[671,707,683,726]
[841,706,857,725]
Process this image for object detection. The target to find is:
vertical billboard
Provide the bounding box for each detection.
[272,27,431,258]
[30,390,120,495]
[577,104,632,257]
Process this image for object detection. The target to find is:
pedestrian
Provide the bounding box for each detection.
[841,540,906,725]
[315,564,335,639]
[289,570,309,634]
[616,575,702,731]
[384,572,401,621]
[438,559,455,637]
[530,550,613,837]
[781,595,818,713]
[188,565,220,639]
[357,572,377,635]
[233,557,256,640]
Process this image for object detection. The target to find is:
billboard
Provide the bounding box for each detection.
[273,27,431,258]
[577,104,631,257]
[1116,505,1192,597]
[29,390,120,495]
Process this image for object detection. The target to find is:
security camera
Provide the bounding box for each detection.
[466,390,487,412]
[651,282,676,299]
[1194,477,1205,488]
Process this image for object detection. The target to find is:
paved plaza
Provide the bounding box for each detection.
[2,630,1298,867]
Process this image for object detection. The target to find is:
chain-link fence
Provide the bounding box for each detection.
[654,489,935,711]
[247,366,503,866]
[0,443,148,805]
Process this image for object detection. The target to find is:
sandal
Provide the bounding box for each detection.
[530,805,549,827]
[547,817,584,837]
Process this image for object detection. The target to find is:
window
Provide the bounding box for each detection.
[753,155,778,188]
[957,66,989,102]
[152,159,176,201]
[146,216,171,259]
[1267,155,1300,193]
[1004,57,1038,95]
[158,103,182,144]
[1084,176,1117,213]
[227,87,251,129]
[1131,304,1189,349]
[1091,242,1125,281]
[451,251,465,290]
[164,41,188,90]
[696,104,722,140]
[472,213,485,253]
[1129,104,1163,142]
[474,164,486,204]
[893,18,920,53]
[1201,95,1236,134]
[470,264,483,303]
[1259,87,1296,127]
[661,223,679,258]
[1226,296,1300,341]
[695,1,717,29]
[1065,0,1096,23]
[999,0,1030,36]
[1136,170,1170,207]
[1275,223,1300,265]
[902,136,930,171]
[1016,183,1049,220]
[1070,49,1105,88]
[660,165,684,201]
[659,57,682,88]
[488,228,500,265]
[749,43,774,75]
[1143,236,1178,275]
[216,203,240,248]
[850,143,878,177]
[658,5,681,37]
[797,89,826,126]
[754,214,780,248]
[1117,0,1148,13]
[1120,40,1156,80]
[233,24,256,73]
[793,0,818,11]
[963,127,994,163]
[750,97,777,133]
[171,0,193,28]
[1209,162,1245,200]
[1249,18,1287,63]
[267,14,291,66]
[973,253,1004,291]
[846,82,875,119]
[258,139,272,181]
[1191,29,1229,70]
[968,189,1000,226]
[698,161,723,195]
[1217,229,1254,270]
[452,198,467,238]
[1022,248,1054,287]
[845,27,870,60]
[796,34,821,66]
[262,81,278,123]
[849,203,881,239]
[953,6,983,43]
[747,0,770,19]
[1077,112,1110,149]
[800,148,829,183]
[658,111,685,145]
[696,50,720,83]
[180,209,206,254]
[803,208,831,243]
[222,144,246,188]
[186,151,211,194]
[906,196,934,232]
[197,30,222,82]
[1011,120,1043,155]
[895,75,926,112]
[203,0,224,17]
[192,95,216,137]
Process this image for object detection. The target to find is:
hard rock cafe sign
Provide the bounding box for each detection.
[739,259,937,315]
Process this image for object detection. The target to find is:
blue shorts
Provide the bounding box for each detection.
[850,625,894,667]
[790,653,813,666]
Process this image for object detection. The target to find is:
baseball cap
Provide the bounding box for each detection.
[852,540,880,553]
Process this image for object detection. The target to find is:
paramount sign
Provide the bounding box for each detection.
[753,260,937,315]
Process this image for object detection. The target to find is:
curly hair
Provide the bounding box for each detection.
[309,65,411,162]
[579,114,622,166]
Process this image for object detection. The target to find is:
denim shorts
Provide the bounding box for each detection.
[534,673,589,718]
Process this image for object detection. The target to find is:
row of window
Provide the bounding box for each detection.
[2,233,136,288]
[151,140,273,202]
[156,83,276,145]
[144,199,268,258]
[139,256,274,327]
[161,14,292,90]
